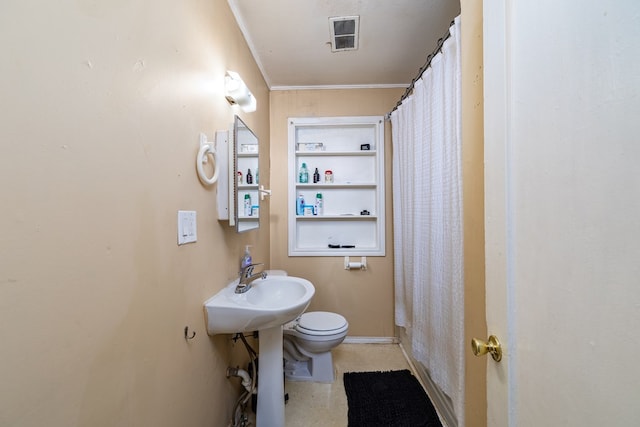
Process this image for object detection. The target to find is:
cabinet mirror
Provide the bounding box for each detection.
[232,116,260,232]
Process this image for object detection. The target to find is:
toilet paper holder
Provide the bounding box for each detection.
[344,256,367,271]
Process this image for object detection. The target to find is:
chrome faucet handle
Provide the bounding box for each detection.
[236,263,267,293]
[241,265,254,277]
[246,262,264,268]
[240,262,264,278]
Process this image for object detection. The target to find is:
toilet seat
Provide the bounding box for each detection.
[294,311,348,336]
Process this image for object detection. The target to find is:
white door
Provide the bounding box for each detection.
[483,1,640,426]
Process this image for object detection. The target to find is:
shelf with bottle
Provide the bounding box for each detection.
[237,166,259,186]
[288,116,385,257]
[239,196,259,219]
[237,186,259,219]
[295,159,376,186]
[294,186,377,219]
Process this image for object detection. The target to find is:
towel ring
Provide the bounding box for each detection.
[197,143,219,185]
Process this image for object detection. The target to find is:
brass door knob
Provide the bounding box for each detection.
[471,335,502,362]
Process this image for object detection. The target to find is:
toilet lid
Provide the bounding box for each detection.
[296,311,347,334]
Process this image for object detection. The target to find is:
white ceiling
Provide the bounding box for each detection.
[228,0,461,90]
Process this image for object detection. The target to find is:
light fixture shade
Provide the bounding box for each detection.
[225,71,257,112]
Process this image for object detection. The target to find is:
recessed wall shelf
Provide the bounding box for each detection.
[288,116,385,257]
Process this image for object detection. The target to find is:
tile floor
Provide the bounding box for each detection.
[282,343,415,426]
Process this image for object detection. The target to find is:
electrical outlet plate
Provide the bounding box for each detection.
[177,210,197,245]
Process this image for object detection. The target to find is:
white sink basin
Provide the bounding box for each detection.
[204,276,315,335]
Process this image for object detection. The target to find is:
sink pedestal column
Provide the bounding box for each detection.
[256,325,285,427]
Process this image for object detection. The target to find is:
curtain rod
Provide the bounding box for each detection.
[385,20,455,120]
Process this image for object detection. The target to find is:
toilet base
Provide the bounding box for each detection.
[284,351,335,383]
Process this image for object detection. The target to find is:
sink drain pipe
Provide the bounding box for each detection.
[227,367,252,392]
[228,333,258,427]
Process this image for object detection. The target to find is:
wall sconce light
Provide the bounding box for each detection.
[224,71,257,112]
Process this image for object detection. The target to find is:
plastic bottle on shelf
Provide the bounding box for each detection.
[299,163,309,183]
[296,194,305,216]
[237,171,243,184]
[315,193,323,216]
[244,194,252,216]
[255,168,259,184]
[313,167,320,183]
[324,170,333,183]
[246,169,253,184]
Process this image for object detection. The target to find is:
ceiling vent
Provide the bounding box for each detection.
[329,16,359,52]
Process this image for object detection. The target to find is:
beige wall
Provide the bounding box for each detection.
[269,89,403,337]
[461,0,487,426]
[0,1,268,426]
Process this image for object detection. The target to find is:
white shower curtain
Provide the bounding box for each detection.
[391,16,464,426]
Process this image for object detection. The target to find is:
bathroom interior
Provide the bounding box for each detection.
[1,0,482,426]
[4,0,640,426]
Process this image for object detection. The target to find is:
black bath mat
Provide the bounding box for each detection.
[343,370,442,427]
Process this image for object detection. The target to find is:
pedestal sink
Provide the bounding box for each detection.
[204,276,315,427]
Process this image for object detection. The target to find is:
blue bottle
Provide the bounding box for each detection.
[299,163,309,183]
[296,194,305,216]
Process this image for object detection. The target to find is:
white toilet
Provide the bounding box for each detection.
[282,311,349,383]
[265,270,348,383]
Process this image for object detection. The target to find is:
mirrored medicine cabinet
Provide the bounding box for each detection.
[231,116,260,233]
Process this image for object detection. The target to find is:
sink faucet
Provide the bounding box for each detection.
[236,263,267,293]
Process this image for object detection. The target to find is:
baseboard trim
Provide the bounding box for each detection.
[343,336,398,344]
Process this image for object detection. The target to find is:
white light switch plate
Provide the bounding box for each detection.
[177,210,197,245]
